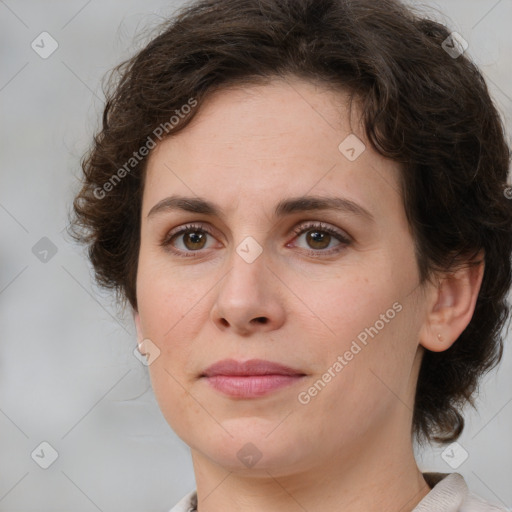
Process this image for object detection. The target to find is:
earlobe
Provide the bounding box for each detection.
[133,309,144,343]
[419,254,484,353]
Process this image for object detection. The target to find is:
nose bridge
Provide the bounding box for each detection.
[211,233,285,333]
[223,234,267,301]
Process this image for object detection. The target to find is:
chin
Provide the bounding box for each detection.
[186,422,312,475]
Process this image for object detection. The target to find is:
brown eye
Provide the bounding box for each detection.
[161,221,351,258]
[181,230,207,250]
[305,230,332,250]
[291,222,351,255]
[161,223,216,257]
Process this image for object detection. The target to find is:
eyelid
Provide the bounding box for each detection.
[291,221,351,243]
[160,220,352,256]
[161,222,217,246]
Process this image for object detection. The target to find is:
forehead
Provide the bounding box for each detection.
[142,77,403,223]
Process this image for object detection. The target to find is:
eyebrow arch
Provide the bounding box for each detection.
[147,194,374,222]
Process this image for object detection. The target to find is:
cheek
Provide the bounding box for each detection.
[293,268,394,346]
[147,361,208,445]
[303,268,417,394]
[136,263,205,431]
[136,250,206,336]
[296,307,418,443]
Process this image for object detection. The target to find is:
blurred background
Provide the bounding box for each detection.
[0,0,511,510]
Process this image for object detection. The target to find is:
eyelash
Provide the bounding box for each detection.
[160,222,351,258]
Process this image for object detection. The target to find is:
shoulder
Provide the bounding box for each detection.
[461,492,510,512]
[168,477,510,512]
[417,472,509,512]
[168,489,197,512]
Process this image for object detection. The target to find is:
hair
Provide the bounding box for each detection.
[68,0,512,446]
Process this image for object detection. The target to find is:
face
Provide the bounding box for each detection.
[134,77,429,476]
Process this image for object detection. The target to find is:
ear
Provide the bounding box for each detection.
[132,309,144,344]
[419,252,484,353]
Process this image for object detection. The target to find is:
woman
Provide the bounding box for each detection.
[69,0,512,510]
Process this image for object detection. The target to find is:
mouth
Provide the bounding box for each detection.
[200,359,307,398]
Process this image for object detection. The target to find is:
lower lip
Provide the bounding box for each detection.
[204,375,304,398]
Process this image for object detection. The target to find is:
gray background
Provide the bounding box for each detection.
[0,0,511,511]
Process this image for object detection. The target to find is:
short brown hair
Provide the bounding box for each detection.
[68,0,512,445]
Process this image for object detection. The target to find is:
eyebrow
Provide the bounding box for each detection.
[147,194,374,222]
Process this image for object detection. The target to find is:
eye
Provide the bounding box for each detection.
[160,221,351,258]
[160,223,217,257]
[289,222,351,255]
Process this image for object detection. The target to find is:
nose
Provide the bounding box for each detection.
[210,245,286,336]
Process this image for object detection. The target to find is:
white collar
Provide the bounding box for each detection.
[168,472,507,512]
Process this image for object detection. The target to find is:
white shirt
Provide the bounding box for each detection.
[168,472,509,512]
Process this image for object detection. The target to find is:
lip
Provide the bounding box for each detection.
[200,359,306,398]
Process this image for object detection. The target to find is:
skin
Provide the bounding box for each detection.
[133,76,484,512]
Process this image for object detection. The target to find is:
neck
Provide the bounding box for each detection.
[190,416,431,512]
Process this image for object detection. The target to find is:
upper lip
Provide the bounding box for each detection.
[201,359,306,377]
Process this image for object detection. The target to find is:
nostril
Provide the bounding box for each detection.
[254,317,268,324]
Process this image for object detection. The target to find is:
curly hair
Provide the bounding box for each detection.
[68,0,512,445]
